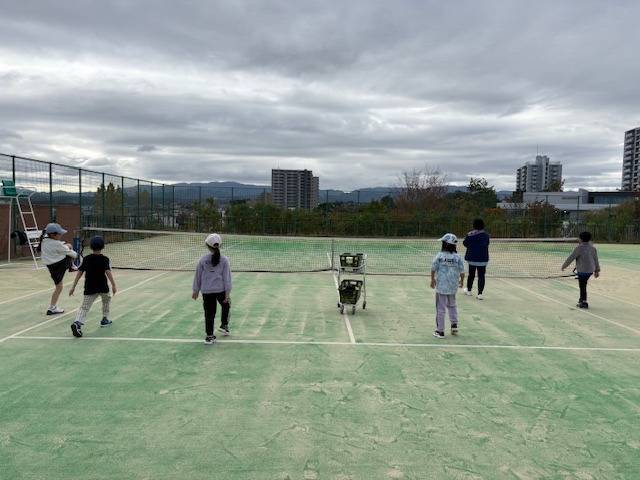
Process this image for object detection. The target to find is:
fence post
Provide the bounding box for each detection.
[162,184,165,227]
[11,155,16,184]
[78,169,82,227]
[121,177,125,228]
[150,182,154,222]
[101,173,106,227]
[172,185,175,228]
[137,179,140,228]
[231,187,234,203]
[262,188,266,233]
[49,162,53,221]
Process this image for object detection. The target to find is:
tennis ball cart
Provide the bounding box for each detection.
[336,253,367,315]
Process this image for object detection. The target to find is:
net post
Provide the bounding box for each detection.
[11,155,16,184]
[331,238,335,271]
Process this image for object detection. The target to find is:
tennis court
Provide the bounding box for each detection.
[1,239,639,479]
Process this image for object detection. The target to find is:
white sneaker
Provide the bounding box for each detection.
[46,306,65,315]
[477,294,484,300]
[463,289,472,296]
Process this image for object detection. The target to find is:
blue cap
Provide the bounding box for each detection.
[45,223,67,235]
[89,236,105,250]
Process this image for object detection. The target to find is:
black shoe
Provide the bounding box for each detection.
[451,324,459,335]
[204,335,216,345]
[433,330,444,339]
[218,325,230,336]
[576,301,589,309]
[70,322,83,338]
[100,317,113,327]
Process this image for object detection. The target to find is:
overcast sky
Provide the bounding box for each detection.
[1,0,638,191]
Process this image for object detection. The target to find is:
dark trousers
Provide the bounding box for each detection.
[202,292,230,336]
[577,273,592,303]
[467,265,486,294]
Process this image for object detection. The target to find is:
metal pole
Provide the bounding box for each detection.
[121,177,125,228]
[231,187,234,203]
[162,184,165,227]
[172,185,175,228]
[78,169,82,227]
[137,179,141,228]
[49,162,53,221]
[11,155,16,184]
[101,173,106,227]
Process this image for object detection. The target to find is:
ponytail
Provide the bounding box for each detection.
[36,229,47,253]
[211,247,221,267]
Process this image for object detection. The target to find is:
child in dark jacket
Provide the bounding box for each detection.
[462,219,490,300]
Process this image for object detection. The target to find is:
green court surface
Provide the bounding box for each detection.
[1,243,639,479]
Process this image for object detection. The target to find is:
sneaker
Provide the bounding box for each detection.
[463,289,472,296]
[46,306,65,315]
[218,325,230,336]
[204,335,216,345]
[477,294,484,300]
[100,317,113,327]
[433,330,444,339]
[451,324,459,335]
[70,321,83,338]
[577,302,589,309]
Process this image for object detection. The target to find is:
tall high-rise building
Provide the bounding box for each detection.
[271,169,319,209]
[622,127,640,191]
[516,155,563,192]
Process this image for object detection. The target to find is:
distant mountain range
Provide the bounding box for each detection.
[31,181,512,205]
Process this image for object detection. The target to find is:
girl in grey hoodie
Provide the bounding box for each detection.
[192,233,232,344]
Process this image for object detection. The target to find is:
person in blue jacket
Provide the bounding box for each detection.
[462,219,490,300]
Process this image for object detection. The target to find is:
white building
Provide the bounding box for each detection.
[622,127,640,191]
[271,169,319,209]
[516,155,563,192]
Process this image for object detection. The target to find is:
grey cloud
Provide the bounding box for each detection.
[137,145,157,152]
[0,0,638,191]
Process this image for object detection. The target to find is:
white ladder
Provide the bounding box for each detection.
[15,194,41,268]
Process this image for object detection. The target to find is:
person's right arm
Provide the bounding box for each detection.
[192,259,203,299]
[561,247,578,271]
[56,241,78,259]
[69,271,84,296]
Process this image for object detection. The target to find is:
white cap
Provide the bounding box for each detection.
[205,233,222,247]
[439,233,458,245]
[45,223,67,235]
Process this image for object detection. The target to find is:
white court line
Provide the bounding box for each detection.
[0,287,53,306]
[328,253,356,345]
[0,271,171,344]
[499,278,640,336]
[550,278,640,309]
[9,335,640,352]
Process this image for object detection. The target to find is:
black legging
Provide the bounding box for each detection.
[202,292,230,336]
[467,265,486,294]
[577,273,592,302]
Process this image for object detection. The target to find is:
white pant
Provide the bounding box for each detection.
[75,293,111,325]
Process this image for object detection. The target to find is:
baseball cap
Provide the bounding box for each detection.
[439,233,458,245]
[205,233,222,247]
[89,236,105,250]
[45,223,67,235]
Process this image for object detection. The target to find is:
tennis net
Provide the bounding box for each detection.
[80,227,577,278]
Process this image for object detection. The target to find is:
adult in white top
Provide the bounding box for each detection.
[40,223,78,315]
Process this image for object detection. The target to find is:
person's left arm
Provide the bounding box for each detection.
[223,257,232,303]
[106,271,117,295]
